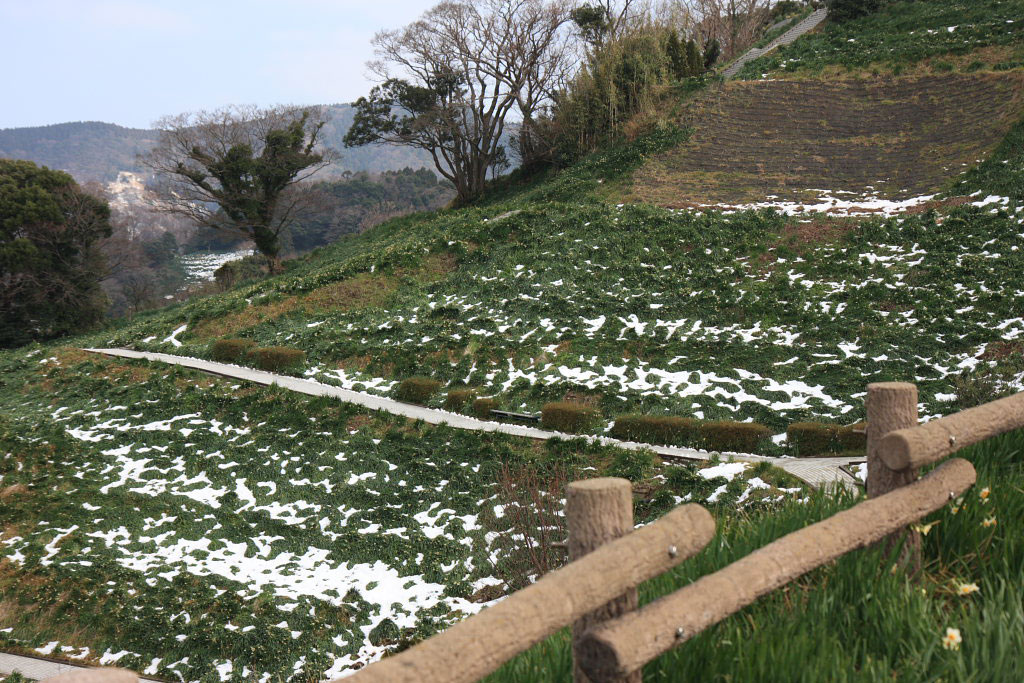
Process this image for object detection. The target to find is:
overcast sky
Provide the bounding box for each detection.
[0,0,439,130]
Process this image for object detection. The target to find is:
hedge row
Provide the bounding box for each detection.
[610,415,699,446]
[541,402,601,434]
[444,388,477,411]
[611,414,772,453]
[472,397,497,419]
[209,338,255,363]
[246,346,306,372]
[787,421,867,457]
[394,377,442,405]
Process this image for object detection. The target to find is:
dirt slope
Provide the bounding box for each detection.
[629,73,1024,205]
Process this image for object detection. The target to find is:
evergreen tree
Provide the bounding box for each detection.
[665,31,687,80]
[0,159,112,347]
[704,38,721,69]
[685,38,703,76]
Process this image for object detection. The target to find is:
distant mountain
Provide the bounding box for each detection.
[0,104,435,183]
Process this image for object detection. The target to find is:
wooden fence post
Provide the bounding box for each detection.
[866,381,920,573]
[567,478,641,683]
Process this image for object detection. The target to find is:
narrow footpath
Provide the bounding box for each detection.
[722,7,829,78]
[0,651,158,682]
[84,348,861,490]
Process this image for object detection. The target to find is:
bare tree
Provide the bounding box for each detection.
[345,0,573,203]
[142,105,334,272]
[683,0,772,60]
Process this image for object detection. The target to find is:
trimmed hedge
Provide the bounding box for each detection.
[541,402,601,434]
[787,422,839,456]
[787,421,867,457]
[209,338,255,363]
[699,421,773,453]
[246,346,306,372]
[610,415,700,446]
[838,422,867,451]
[444,388,477,411]
[395,376,442,405]
[472,397,497,419]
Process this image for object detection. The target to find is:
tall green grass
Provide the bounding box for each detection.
[486,429,1024,681]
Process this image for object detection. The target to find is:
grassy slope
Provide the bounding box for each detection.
[78,148,1024,445]
[737,0,1024,79]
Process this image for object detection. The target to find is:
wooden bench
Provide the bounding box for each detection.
[489,409,541,424]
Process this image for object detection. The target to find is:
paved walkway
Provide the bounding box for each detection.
[0,651,158,681]
[722,8,828,78]
[84,348,860,490]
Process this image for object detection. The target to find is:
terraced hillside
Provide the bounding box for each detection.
[629,74,1024,205]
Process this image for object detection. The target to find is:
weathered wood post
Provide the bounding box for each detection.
[865,381,921,573]
[567,478,641,683]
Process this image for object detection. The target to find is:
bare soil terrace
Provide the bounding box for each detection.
[630,73,1024,205]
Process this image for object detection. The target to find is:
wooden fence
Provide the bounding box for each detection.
[48,382,1023,683]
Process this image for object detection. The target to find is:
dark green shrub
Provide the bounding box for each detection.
[787,421,867,456]
[610,415,699,446]
[209,338,256,363]
[607,448,656,482]
[699,421,773,453]
[246,346,306,372]
[444,388,477,411]
[368,618,400,647]
[787,422,840,457]
[541,402,601,434]
[472,397,498,419]
[394,376,442,404]
[837,423,867,451]
[826,0,881,23]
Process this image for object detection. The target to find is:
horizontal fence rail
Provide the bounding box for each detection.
[881,391,1024,471]
[575,458,977,681]
[343,498,715,683]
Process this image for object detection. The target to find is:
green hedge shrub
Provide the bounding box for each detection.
[699,421,772,453]
[787,421,867,456]
[472,397,498,419]
[787,422,839,456]
[394,377,442,404]
[209,338,256,363]
[541,402,601,434]
[444,388,477,411]
[610,415,700,446]
[838,422,867,451]
[246,346,306,372]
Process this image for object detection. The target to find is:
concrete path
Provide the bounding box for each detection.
[722,8,828,78]
[0,651,158,681]
[83,348,860,490]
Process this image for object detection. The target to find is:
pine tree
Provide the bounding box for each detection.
[665,31,687,80]
[685,38,703,76]
[704,38,722,69]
